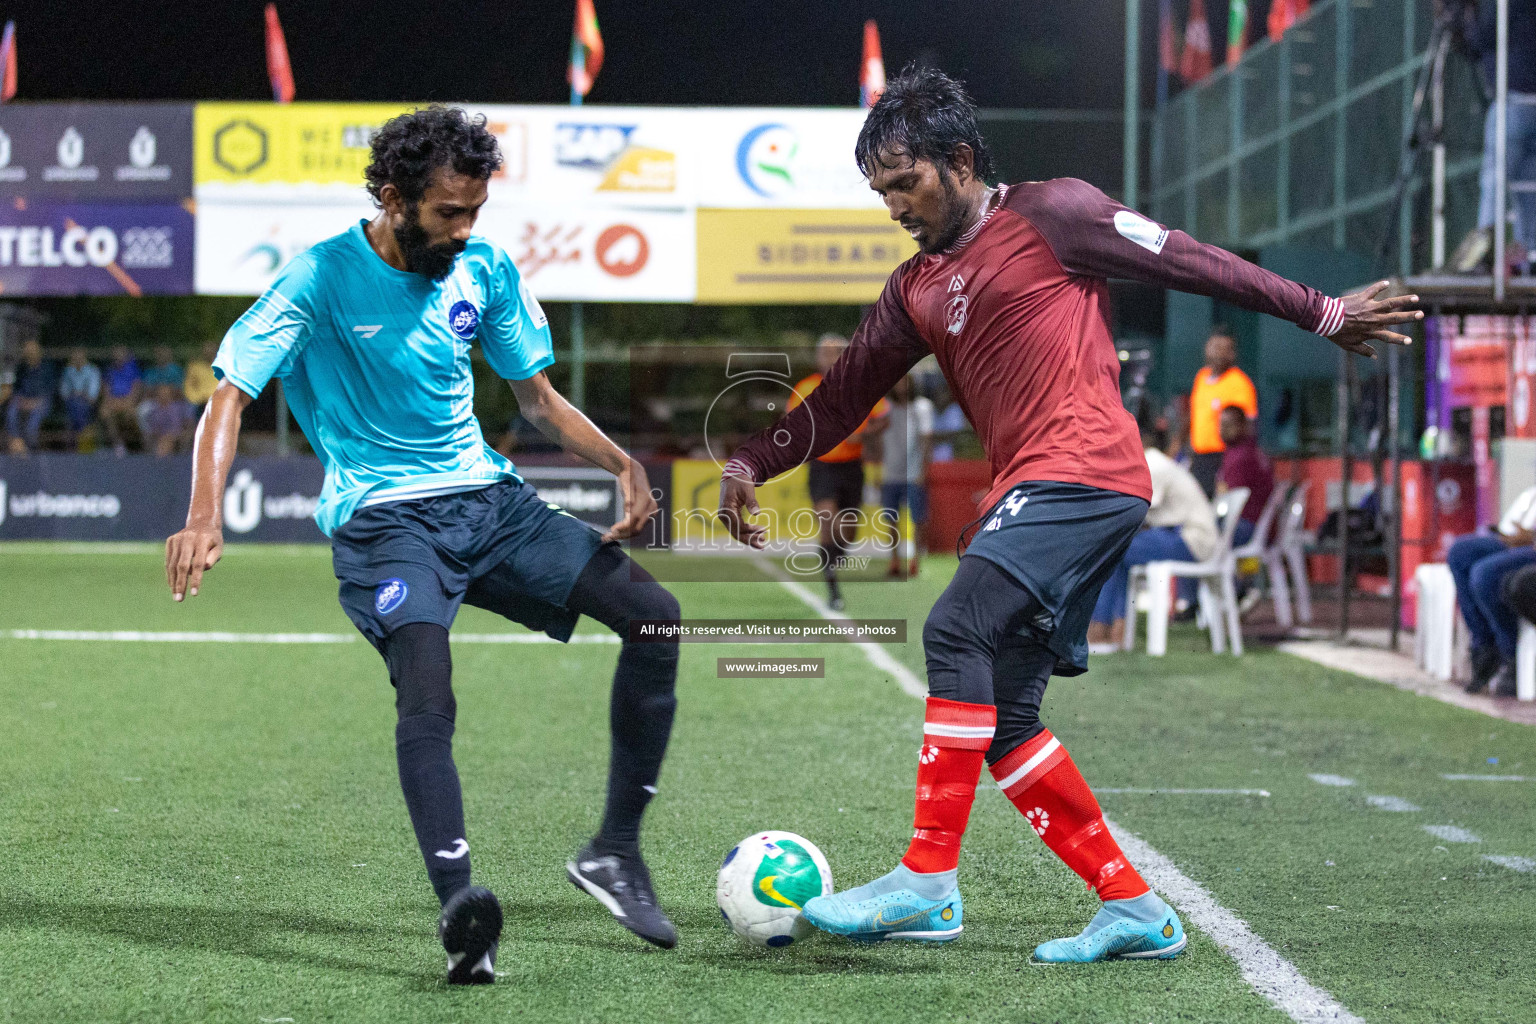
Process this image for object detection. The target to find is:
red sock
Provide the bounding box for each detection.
[900,697,996,874]
[989,730,1150,901]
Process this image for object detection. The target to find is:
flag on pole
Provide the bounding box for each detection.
[860,19,886,108]
[1226,0,1248,66]
[1179,0,1213,83]
[1267,0,1309,42]
[568,0,604,102]
[1157,0,1177,105]
[264,4,295,104]
[0,22,16,104]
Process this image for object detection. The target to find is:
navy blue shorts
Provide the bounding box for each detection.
[963,481,1148,674]
[330,479,606,647]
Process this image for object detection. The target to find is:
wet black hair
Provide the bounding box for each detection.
[855,64,994,183]
[364,105,503,207]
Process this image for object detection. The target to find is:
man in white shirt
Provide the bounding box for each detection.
[880,374,935,577]
[1088,422,1218,650]
[1446,484,1536,695]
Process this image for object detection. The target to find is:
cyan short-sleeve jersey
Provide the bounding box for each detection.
[214,220,553,536]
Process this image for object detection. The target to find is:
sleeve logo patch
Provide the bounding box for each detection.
[1113,210,1169,254]
[448,300,480,340]
[375,578,409,615]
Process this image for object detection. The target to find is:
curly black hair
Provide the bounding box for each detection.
[855,65,994,184]
[364,105,503,207]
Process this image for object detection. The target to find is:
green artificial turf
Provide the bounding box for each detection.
[1,543,1533,1023]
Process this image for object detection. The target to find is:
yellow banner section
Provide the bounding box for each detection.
[195,103,412,186]
[668,458,889,550]
[695,208,916,304]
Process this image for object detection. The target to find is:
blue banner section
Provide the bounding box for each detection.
[0,456,624,542]
[0,202,194,295]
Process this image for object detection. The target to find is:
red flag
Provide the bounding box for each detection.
[568,0,604,100]
[1179,0,1213,83]
[264,4,295,104]
[860,20,886,108]
[1268,0,1308,41]
[0,22,15,104]
[1158,0,1178,76]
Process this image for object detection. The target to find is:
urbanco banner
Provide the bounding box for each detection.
[0,102,193,201]
[0,457,625,541]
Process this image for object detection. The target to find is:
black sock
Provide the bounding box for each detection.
[384,623,471,906]
[566,546,680,857]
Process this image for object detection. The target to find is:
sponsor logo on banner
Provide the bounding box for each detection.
[694,207,916,303]
[222,468,321,534]
[594,224,648,277]
[735,123,797,198]
[45,126,99,183]
[0,129,22,182]
[117,126,173,182]
[0,202,193,296]
[555,121,676,193]
[1,480,122,520]
[195,103,410,187]
[484,120,528,184]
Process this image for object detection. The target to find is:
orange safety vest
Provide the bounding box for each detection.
[787,373,890,463]
[1189,366,1257,454]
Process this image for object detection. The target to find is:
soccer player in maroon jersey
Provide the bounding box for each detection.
[716,67,1421,961]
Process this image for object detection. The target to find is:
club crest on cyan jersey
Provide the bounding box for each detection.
[448,299,480,340]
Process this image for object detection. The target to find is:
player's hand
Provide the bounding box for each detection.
[166,523,223,601]
[1329,281,1423,358]
[605,460,658,543]
[717,474,768,549]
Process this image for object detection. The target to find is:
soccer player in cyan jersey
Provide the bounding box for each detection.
[165,108,682,983]
[718,68,1422,961]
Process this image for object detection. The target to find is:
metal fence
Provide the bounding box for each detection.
[1149,0,1485,273]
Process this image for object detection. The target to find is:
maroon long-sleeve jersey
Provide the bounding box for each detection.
[725,179,1344,513]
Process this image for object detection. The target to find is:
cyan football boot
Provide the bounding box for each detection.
[1033,892,1186,962]
[801,867,964,943]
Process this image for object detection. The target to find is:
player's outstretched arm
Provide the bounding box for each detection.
[166,382,251,601]
[1017,179,1424,357]
[507,371,657,542]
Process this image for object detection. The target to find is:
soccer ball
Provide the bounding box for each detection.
[716,830,833,948]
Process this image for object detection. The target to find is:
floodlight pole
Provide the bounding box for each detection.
[1495,0,1509,300]
[1124,0,1141,209]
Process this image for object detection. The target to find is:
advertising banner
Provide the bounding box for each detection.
[695,109,879,209]
[196,200,694,301]
[194,102,410,199]
[695,207,913,303]
[0,457,622,541]
[0,201,194,296]
[194,200,371,295]
[1443,314,1511,408]
[0,102,193,201]
[476,203,694,301]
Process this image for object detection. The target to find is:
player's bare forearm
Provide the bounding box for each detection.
[509,372,657,540]
[166,382,250,600]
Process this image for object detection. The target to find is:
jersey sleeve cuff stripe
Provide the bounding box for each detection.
[722,457,759,483]
[1313,297,1345,337]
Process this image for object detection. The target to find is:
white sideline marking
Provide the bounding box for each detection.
[1097,787,1271,797]
[1365,795,1421,812]
[3,629,616,645]
[1110,823,1365,1024]
[1483,855,1536,873]
[1423,825,1481,844]
[1308,774,1356,788]
[767,566,1359,1024]
[1441,773,1531,782]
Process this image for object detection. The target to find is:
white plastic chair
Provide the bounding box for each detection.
[1517,620,1536,701]
[1264,482,1313,628]
[1413,563,1459,681]
[1124,488,1250,657]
